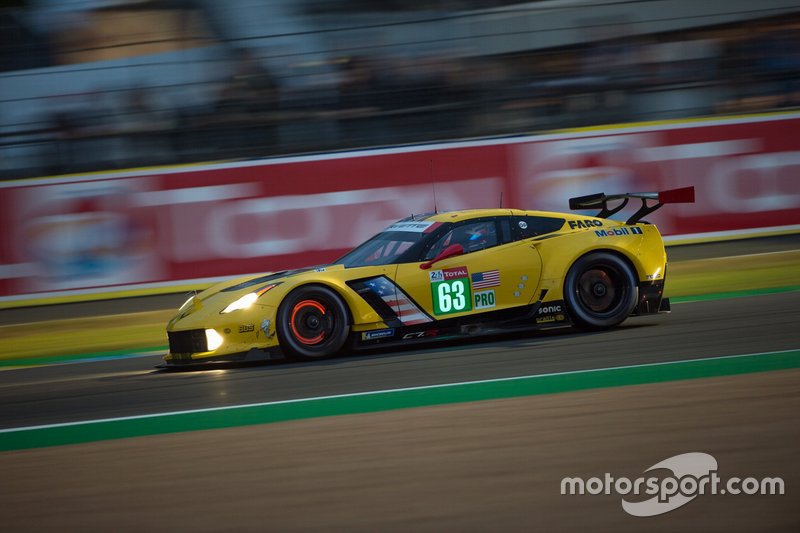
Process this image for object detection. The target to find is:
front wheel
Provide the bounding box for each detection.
[564,252,638,330]
[277,285,350,360]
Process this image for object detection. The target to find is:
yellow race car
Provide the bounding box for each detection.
[163,187,694,366]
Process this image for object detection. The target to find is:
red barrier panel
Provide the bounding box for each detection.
[1,113,798,303]
[510,115,800,236]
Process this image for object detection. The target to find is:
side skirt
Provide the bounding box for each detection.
[352,299,572,350]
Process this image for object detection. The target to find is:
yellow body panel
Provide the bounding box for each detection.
[533,221,666,301]
[395,240,543,318]
[165,207,667,363]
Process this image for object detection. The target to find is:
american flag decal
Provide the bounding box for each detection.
[471,270,500,289]
[365,276,432,325]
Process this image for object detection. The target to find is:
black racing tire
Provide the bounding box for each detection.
[276,285,350,360]
[564,252,638,330]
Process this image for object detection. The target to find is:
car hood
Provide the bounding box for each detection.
[169,264,345,324]
[211,264,340,295]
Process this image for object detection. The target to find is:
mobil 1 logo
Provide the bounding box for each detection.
[595,227,643,237]
[430,266,472,315]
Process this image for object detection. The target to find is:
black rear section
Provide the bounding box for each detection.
[168,329,207,354]
[632,280,669,315]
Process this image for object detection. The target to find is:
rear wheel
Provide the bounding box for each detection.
[564,252,638,330]
[277,285,350,360]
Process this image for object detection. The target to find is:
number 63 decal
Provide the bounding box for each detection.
[432,278,472,315]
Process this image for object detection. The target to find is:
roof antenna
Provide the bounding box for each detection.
[499,191,503,208]
[430,160,438,214]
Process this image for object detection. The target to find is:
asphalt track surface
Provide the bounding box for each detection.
[1,288,797,431]
[0,234,798,431]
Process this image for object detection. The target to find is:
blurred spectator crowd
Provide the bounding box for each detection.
[1,7,799,179]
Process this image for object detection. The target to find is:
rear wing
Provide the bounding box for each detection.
[568,186,695,224]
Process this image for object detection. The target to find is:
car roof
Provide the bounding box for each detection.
[422,208,570,223]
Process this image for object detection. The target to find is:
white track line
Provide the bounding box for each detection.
[1,348,796,434]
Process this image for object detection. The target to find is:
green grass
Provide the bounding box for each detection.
[0,310,173,362]
[665,251,800,297]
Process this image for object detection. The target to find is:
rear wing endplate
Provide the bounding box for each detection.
[568,186,695,224]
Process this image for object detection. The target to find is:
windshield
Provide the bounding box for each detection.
[336,231,431,267]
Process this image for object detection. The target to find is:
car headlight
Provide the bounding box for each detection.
[221,292,258,314]
[205,329,224,351]
[219,283,279,314]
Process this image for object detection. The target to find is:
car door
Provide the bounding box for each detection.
[393,217,543,320]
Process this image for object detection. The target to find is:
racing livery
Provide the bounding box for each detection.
[164,187,694,365]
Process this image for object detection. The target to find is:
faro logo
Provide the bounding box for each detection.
[568,219,604,229]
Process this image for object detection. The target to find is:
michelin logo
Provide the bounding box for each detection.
[362,329,394,340]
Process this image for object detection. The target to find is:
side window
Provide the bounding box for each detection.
[364,240,414,263]
[423,219,499,260]
[498,217,512,244]
[512,216,565,240]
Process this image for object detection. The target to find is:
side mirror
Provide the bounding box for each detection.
[420,243,464,270]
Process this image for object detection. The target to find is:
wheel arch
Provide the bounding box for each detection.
[575,248,641,283]
[545,244,645,301]
[275,282,355,360]
[278,281,355,326]
[561,248,641,329]
[572,246,643,286]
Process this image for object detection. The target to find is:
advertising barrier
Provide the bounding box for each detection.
[1,113,799,305]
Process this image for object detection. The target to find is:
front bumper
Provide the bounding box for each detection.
[159,346,283,367]
[167,329,208,354]
[165,304,279,364]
